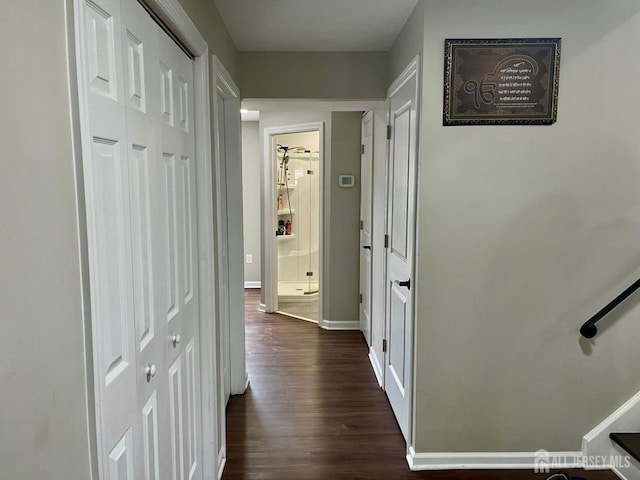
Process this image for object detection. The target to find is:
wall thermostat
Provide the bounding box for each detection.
[338,175,356,187]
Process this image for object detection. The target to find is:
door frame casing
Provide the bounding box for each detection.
[366,102,390,388]
[384,55,421,451]
[69,1,221,478]
[211,55,247,398]
[262,122,325,326]
[359,111,374,345]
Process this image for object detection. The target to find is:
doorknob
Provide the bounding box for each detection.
[145,364,157,380]
[395,279,411,290]
[362,245,371,250]
[171,334,181,347]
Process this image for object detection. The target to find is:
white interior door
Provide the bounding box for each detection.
[80,0,202,478]
[360,112,374,346]
[384,59,420,442]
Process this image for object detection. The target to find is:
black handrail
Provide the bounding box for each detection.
[580,278,640,338]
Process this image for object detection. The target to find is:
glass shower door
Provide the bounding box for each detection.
[306,151,319,295]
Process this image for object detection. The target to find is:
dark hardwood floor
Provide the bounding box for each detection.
[222,290,618,480]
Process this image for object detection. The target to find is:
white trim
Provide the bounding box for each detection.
[194,50,220,480]
[243,98,385,112]
[406,447,583,471]
[262,122,325,330]
[408,54,422,452]
[368,347,383,387]
[276,311,319,324]
[258,303,267,312]
[244,281,261,289]
[388,56,420,98]
[583,390,640,458]
[65,1,99,477]
[582,389,640,478]
[320,319,360,330]
[212,56,247,400]
[278,293,318,303]
[142,0,207,55]
[70,1,219,479]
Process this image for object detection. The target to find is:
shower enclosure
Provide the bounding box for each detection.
[275,131,320,321]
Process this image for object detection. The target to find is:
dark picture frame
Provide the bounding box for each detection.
[443,38,561,126]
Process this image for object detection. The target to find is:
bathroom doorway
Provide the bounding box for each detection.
[263,123,323,323]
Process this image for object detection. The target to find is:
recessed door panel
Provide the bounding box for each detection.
[160,62,173,125]
[180,156,194,303]
[108,428,135,480]
[169,357,184,480]
[130,144,154,350]
[92,138,130,384]
[162,153,179,321]
[186,339,198,479]
[86,0,117,99]
[142,393,160,480]
[391,106,410,261]
[126,30,145,111]
[178,78,189,133]
[388,284,407,392]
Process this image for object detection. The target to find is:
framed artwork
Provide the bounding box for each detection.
[443,38,561,126]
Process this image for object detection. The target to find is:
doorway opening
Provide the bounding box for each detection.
[262,123,324,324]
[274,131,321,322]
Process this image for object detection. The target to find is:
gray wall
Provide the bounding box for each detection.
[327,112,362,322]
[0,2,92,479]
[242,121,261,284]
[258,111,362,322]
[394,0,640,453]
[388,0,426,82]
[178,0,238,78]
[239,52,389,99]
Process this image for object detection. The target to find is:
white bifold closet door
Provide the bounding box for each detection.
[81,0,201,479]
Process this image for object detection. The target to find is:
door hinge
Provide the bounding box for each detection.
[361,144,365,155]
[359,293,363,304]
[306,271,313,277]
[360,220,364,230]
[387,125,392,140]
[382,339,387,353]
[384,234,389,249]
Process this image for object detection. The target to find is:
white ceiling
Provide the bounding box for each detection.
[213,0,419,51]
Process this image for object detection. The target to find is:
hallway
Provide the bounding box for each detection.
[221,290,618,480]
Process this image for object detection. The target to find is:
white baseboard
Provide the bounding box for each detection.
[276,310,318,324]
[406,447,582,471]
[319,319,360,330]
[244,281,261,289]
[368,347,383,387]
[258,303,267,312]
[278,293,318,303]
